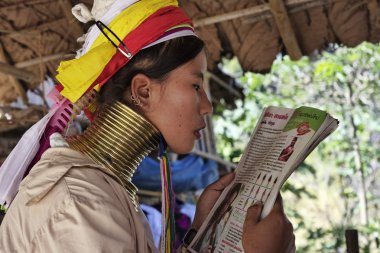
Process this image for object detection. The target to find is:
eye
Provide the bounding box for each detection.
[192,84,201,91]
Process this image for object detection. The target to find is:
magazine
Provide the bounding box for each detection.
[187,106,339,253]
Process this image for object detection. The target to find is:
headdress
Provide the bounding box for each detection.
[0,0,196,251]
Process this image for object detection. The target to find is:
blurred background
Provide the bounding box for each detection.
[215,43,380,252]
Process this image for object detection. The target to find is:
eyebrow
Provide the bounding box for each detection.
[193,72,204,81]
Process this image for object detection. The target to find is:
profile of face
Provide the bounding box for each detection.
[134,50,212,154]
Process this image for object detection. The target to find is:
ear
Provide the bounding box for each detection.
[129,73,154,112]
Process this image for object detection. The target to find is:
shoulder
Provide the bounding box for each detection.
[1,148,141,252]
[29,147,131,212]
[28,192,137,252]
[20,147,120,205]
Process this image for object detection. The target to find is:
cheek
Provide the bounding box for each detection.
[161,105,197,153]
[164,95,196,127]
[166,107,190,135]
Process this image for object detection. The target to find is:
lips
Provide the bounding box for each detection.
[194,130,201,139]
[194,124,206,139]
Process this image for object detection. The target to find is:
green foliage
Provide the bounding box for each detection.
[214,42,380,252]
[0,204,6,224]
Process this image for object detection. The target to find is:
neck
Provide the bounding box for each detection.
[66,101,161,208]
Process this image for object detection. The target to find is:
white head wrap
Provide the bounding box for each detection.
[72,0,139,57]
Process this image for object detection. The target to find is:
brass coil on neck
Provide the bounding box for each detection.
[67,101,161,209]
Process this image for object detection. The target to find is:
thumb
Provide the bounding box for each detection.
[242,202,263,252]
[244,202,263,228]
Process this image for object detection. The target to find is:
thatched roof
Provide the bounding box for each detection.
[182,0,380,72]
[0,0,92,105]
[0,0,379,123]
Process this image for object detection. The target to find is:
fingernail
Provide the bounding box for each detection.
[251,200,263,207]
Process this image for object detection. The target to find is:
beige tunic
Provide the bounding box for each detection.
[0,147,157,253]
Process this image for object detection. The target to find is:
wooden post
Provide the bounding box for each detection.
[345,229,359,253]
[203,73,217,154]
[367,0,380,42]
[269,0,302,60]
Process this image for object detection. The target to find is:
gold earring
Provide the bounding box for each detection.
[130,95,141,106]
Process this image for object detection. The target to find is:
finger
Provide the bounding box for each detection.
[244,202,263,227]
[199,173,235,205]
[271,193,284,213]
[206,172,235,192]
[192,173,235,230]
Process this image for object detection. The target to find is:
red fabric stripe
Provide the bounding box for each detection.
[86,7,192,95]
[56,83,64,92]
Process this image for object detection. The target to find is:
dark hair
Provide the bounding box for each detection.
[98,36,205,107]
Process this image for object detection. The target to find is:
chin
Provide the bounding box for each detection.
[168,142,194,155]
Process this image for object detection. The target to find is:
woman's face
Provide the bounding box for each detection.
[146,50,212,154]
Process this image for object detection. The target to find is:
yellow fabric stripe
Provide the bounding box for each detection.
[57,0,177,103]
[57,44,115,102]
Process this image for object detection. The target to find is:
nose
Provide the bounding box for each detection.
[200,91,213,115]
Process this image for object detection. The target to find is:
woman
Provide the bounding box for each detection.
[0,0,295,252]
[278,137,298,162]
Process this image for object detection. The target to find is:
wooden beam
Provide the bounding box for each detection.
[192,149,237,169]
[15,52,69,68]
[58,0,84,39]
[243,0,345,25]
[0,43,28,104]
[1,18,67,36]
[0,0,55,11]
[193,4,270,27]
[269,0,302,60]
[0,62,38,83]
[207,71,243,99]
[193,0,345,27]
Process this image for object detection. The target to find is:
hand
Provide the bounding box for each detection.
[242,194,295,253]
[192,173,235,230]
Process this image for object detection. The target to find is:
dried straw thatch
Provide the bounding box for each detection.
[182,0,380,73]
[0,0,91,104]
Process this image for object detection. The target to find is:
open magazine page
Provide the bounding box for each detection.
[292,114,339,171]
[188,106,295,253]
[259,106,333,218]
[188,106,337,253]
